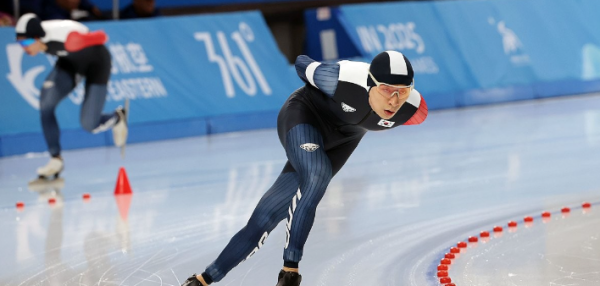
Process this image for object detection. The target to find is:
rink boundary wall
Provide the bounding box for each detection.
[0,111,279,157]
[0,12,296,157]
[3,0,600,157]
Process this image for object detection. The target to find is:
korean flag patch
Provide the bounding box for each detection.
[378,119,395,128]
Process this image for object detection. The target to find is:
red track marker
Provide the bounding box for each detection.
[114,167,133,195]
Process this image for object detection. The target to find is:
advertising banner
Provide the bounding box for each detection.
[0,12,301,156]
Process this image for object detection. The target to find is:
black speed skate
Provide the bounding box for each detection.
[181,274,203,286]
[276,270,302,286]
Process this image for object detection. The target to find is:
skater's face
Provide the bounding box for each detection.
[368,73,413,119]
[17,37,46,56]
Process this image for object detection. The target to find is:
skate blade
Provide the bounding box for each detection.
[121,98,129,160]
[121,144,126,159]
[28,177,65,192]
[125,98,130,122]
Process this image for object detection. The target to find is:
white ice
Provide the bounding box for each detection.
[1,93,599,285]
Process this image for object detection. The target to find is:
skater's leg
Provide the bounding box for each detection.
[79,82,117,133]
[282,124,333,267]
[39,66,75,157]
[327,134,365,177]
[80,45,117,134]
[186,92,334,286]
[202,170,300,283]
[272,132,363,286]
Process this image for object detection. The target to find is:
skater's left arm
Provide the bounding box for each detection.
[295,55,339,98]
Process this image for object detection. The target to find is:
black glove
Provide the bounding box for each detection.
[181,274,203,286]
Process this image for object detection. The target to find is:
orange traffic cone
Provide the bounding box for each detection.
[114,167,132,195]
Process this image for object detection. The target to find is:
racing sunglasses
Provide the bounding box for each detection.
[18,38,36,48]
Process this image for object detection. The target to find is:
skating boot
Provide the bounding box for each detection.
[113,99,129,157]
[29,157,64,186]
[181,274,204,286]
[276,270,302,286]
[37,157,63,179]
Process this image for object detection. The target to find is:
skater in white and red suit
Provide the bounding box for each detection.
[15,13,128,180]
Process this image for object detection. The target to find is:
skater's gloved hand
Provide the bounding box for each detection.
[181,274,208,286]
[181,274,201,286]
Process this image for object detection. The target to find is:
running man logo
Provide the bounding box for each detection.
[489,19,530,65]
[6,43,45,109]
[497,21,521,55]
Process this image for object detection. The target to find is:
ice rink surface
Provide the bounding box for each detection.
[1,93,599,286]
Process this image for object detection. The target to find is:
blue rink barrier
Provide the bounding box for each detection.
[4,0,600,157]
[336,0,600,108]
[303,7,360,62]
[90,0,320,11]
[0,11,302,157]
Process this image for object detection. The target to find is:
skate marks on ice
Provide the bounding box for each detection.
[450,207,600,286]
[27,177,65,190]
[4,162,279,286]
[3,93,600,285]
[9,215,223,286]
[310,203,543,286]
[26,177,65,205]
[311,201,600,286]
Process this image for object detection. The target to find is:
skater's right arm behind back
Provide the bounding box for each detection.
[295,55,339,97]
